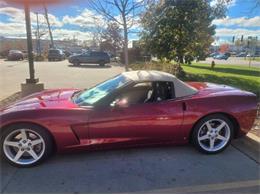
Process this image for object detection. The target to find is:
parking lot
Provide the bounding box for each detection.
[0,59,124,100]
[201,57,260,68]
[0,59,260,193]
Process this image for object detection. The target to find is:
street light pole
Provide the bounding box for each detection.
[24,2,38,83]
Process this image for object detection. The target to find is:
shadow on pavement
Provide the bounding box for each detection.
[1,145,259,193]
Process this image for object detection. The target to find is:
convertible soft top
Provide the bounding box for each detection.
[122,70,198,98]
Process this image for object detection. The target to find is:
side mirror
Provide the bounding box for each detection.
[110,98,128,108]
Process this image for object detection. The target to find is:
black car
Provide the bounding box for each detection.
[213,54,229,60]
[68,51,110,66]
[236,52,247,57]
[48,49,66,61]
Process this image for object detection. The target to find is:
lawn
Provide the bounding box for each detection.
[243,57,260,62]
[182,63,260,98]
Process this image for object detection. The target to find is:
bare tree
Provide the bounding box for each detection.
[100,22,123,55]
[85,15,106,50]
[88,0,146,71]
[44,5,54,48]
[34,12,48,56]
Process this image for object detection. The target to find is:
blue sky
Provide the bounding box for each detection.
[0,0,259,46]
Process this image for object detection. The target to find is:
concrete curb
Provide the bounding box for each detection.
[247,132,260,143]
[232,133,260,163]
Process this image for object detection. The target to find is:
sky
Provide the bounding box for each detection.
[0,0,259,46]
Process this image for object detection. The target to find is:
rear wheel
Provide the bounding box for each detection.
[192,114,233,154]
[99,61,105,66]
[1,124,54,167]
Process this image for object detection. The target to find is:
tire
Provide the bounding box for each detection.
[1,123,54,167]
[99,61,105,66]
[192,114,234,154]
[73,60,80,66]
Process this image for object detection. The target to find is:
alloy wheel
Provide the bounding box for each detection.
[3,129,45,165]
[197,119,231,152]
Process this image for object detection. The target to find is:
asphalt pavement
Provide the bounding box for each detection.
[0,59,125,100]
[1,144,259,193]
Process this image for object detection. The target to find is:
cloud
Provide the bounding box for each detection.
[63,9,106,28]
[0,21,27,38]
[0,20,94,41]
[51,28,94,41]
[0,7,63,27]
[0,6,95,41]
[215,28,260,37]
[213,16,260,27]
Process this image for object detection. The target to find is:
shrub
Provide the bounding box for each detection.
[34,55,45,61]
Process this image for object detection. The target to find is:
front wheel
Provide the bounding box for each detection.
[192,114,233,154]
[1,124,54,167]
[73,60,80,66]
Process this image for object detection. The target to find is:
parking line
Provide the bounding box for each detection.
[139,179,260,193]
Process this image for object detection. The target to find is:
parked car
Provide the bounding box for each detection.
[0,70,257,167]
[209,52,219,58]
[21,50,28,59]
[246,54,255,57]
[213,54,229,60]
[7,50,24,61]
[236,52,247,57]
[48,49,66,61]
[68,51,110,66]
[224,52,231,57]
[63,50,72,58]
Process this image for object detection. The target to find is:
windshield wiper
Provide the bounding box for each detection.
[71,88,89,102]
[71,90,82,101]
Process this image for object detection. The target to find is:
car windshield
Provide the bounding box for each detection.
[73,74,130,105]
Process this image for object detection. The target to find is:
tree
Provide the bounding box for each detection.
[44,5,54,48]
[100,22,123,55]
[141,0,228,63]
[88,0,146,70]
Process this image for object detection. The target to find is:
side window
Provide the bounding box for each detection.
[83,52,90,57]
[151,81,175,102]
[91,52,99,57]
[110,81,175,107]
[111,82,153,106]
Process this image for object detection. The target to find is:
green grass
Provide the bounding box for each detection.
[182,63,260,98]
[243,57,260,62]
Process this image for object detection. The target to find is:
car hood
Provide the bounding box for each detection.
[1,89,80,113]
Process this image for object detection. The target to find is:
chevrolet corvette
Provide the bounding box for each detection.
[0,71,257,167]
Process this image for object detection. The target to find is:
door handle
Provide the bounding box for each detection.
[182,102,187,111]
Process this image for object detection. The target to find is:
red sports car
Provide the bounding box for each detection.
[0,71,257,167]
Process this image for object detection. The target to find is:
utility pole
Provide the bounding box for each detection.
[44,5,54,48]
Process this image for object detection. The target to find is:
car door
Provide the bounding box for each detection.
[87,81,185,147]
[89,52,99,63]
[79,53,91,63]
